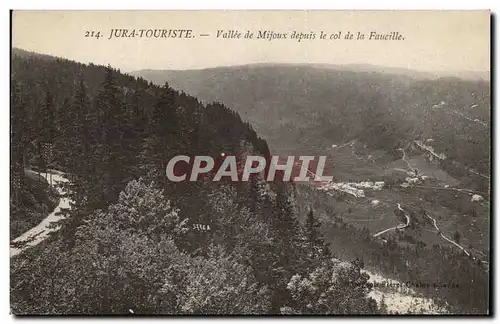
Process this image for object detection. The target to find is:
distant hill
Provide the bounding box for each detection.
[132,64,490,181]
[11,47,61,62]
[11,49,491,315]
[132,65,411,153]
[133,62,489,85]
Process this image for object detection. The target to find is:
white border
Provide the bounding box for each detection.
[2,1,497,323]
[2,1,499,10]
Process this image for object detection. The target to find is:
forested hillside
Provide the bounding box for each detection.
[134,64,491,314]
[135,65,490,190]
[10,49,379,315]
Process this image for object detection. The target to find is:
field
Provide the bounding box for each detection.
[299,141,490,257]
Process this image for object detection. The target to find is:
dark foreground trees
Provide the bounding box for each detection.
[10,50,378,315]
[11,179,377,315]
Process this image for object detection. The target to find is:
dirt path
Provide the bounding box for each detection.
[372,202,488,265]
[373,203,410,238]
[423,213,488,265]
[10,170,71,258]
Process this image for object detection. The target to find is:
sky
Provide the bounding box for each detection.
[12,10,490,73]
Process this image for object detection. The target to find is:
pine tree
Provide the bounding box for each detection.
[122,87,146,179]
[140,83,179,183]
[11,80,27,201]
[304,208,331,260]
[267,186,303,312]
[67,78,95,208]
[40,89,57,144]
[93,67,126,205]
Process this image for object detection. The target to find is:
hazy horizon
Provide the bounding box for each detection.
[13,46,490,79]
[12,11,490,74]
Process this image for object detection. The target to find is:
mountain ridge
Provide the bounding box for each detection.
[131,62,490,82]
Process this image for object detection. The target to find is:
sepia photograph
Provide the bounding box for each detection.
[9,10,491,315]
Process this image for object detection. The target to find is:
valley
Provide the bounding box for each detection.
[9,48,490,315]
[133,63,490,314]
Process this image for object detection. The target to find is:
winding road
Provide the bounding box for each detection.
[372,202,488,266]
[373,203,410,237]
[10,170,71,258]
[311,143,488,265]
[424,213,469,256]
[397,147,414,171]
[425,212,489,265]
[389,145,488,262]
